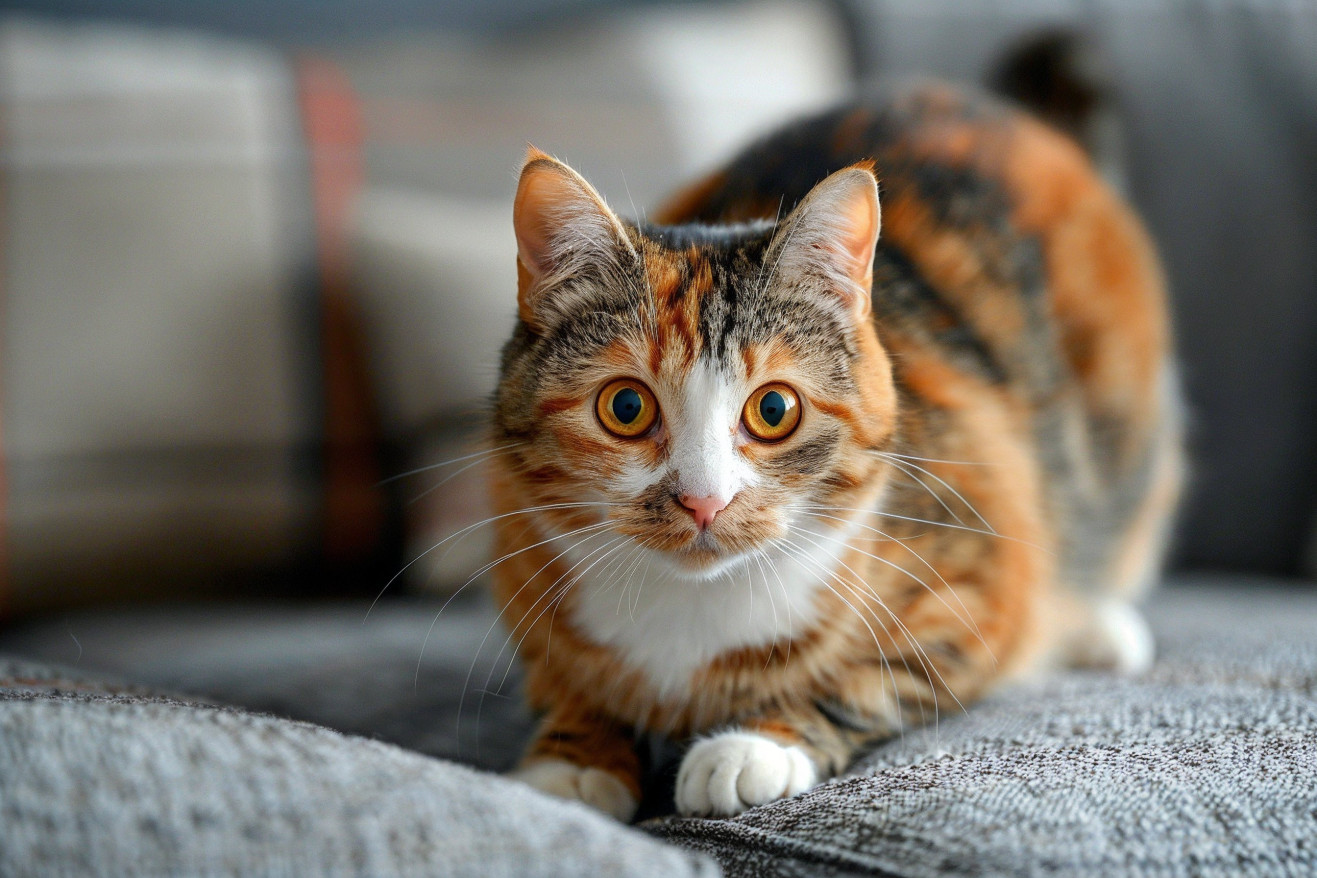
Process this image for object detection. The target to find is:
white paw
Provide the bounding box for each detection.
[510,759,638,822]
[675,731,817,817]
[1072,600,1155,675]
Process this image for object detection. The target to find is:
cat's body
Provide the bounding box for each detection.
[491,82,1182,820]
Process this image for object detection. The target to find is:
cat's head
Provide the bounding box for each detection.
[493,150,896,579]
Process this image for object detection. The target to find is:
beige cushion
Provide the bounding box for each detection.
[349,192,514,588]
[0,20,381,614]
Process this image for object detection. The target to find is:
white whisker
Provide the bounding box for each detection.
[377,442,525,486]
[795,503,1048,553]
[367,501,623,620]
[883,451,997,467]
[405,454,504,507]
[460,529,627,740]
[758,199,800,297]
[749,551,780,669]
[875,451,996,534]
[753,195,787,296]
[492,535,630,692]
[759,547,795,664]
[775,535,905,731]
[881,455,968,526]
[790,513,993,664]
[791,528,966,721]
[434,522,618,697]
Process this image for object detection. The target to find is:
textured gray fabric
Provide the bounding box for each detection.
[4,580,1316,876]
[0,659,718,878]
[0,595,539,772]
[646,579,1317,876]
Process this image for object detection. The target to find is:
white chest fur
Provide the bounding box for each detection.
[566,528,850,698]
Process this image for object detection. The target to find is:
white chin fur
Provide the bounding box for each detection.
[663,547,757,582]
[567,521,854,698]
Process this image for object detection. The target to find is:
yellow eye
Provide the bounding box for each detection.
[743,383,801,441]
[596,378,660,438]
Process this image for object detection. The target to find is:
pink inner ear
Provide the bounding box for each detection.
[512,152,631,289]
[513,161,574,281]
[510,152,634,328]
[832,170,882,290]
[773,167,881,311]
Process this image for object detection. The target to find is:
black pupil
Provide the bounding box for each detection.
[760,391,786,427]
[612,388,643,424]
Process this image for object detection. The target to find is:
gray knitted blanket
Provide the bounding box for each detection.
[2,578,1314,876]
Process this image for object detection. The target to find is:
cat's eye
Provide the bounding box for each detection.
[743,383,801,442]
[596,378,660,438]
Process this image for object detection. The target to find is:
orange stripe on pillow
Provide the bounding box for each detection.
[297,56,385,566]
[0,120,8,620]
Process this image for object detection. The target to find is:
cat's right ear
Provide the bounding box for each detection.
[513,148,635,330]
[767,164,880,321]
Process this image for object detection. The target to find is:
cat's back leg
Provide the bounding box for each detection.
[1102,370,1186,604]
[1051,594,1156,675]
[1001,111,1184,675]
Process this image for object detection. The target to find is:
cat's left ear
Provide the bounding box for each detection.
[767,163,880,319]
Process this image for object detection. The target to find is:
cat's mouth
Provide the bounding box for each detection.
[606,488,788,577]
[641,508,783,578]
[667,531,738,572]
[660,540,753,580]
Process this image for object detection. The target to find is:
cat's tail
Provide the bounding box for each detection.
[988,30,1128,194]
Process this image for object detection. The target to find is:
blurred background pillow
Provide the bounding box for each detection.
[0,0,1313,618]
[0,20,351,614]
[0,1,851,614]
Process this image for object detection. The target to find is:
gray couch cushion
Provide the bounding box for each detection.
[4,578,1315,876]
[0,659,718,878]
[645,579,1317,876]
[0,596,540,772]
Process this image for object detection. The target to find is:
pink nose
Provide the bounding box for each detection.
[679,493,730,530]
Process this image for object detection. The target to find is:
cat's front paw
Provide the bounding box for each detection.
[510,759,639,822]
[676,731,817,817]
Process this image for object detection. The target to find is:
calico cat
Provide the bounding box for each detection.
[490,81,1182,820]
